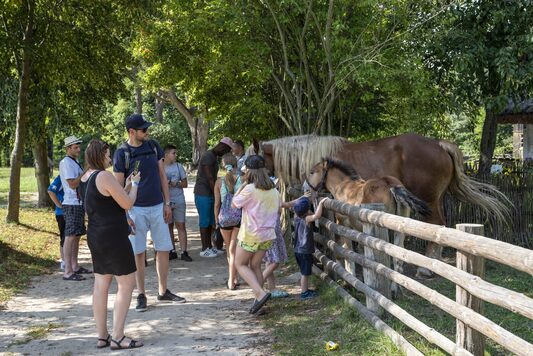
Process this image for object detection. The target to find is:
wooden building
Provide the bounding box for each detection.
[497,99,533,160]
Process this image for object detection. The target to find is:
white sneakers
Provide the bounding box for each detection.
[199,248,217,258]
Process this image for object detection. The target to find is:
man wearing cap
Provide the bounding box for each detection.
[194,137,235,258]
[59,135,91,281]
[113,114,186,312]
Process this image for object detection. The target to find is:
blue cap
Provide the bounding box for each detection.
[126,114,153,130]
[294,197,310,216]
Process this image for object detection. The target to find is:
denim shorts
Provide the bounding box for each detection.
[128,203,173,254]
[194,195,215,228]
[295,253,313,276]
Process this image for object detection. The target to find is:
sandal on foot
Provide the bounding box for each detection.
[110,335,144,350]
[63,273,85,281]
[250,292,271,314]
[96,334,111,348]
[74,267,92,274]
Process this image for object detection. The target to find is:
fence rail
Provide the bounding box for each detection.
[288,188,533,355]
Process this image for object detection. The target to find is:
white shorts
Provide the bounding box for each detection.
[128,203,173,254]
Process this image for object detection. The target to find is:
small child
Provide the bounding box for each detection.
[47,175,65,270]
[293,196,328,300]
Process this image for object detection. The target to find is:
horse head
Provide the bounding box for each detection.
[305,160,329,192]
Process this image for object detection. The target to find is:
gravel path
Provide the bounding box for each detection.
[0,186,273,355]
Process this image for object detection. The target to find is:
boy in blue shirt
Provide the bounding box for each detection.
[48,175,65,270]
[293,197,328,300]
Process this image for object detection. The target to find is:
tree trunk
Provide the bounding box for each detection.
[478,109,497,177]
[159,89,209,166]
[135,86,143,114]
[155,94,164,123]
[189,114,209,167]
[7,1,34,223]
[32,128,52,208]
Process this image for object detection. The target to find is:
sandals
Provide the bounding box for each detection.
[249,292,271,314]
[97,334,111,348]
[74,267,92,274]
[110,335,144,350]
[62,273,86,281]
[225,279,237,290]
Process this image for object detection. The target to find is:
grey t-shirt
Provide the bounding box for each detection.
[194,150,218,196]
[293,215,315,254]
[165,162,187,203]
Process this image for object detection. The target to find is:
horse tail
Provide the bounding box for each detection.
[438,140,512,225]
[390,186,432,218]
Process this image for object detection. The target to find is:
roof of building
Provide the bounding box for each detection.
[497,99,533,124]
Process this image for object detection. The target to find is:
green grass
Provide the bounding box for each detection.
[0,167,38,193]
[0,208,60,304]
[263,256,533,355]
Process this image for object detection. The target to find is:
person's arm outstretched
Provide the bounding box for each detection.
[305,198,329,223]
[281,191,311,209]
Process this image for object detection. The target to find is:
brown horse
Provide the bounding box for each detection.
[252,133,510,277]
[307,157,431,293]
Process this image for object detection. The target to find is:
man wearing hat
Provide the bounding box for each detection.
[113,114,185,312]
[194,137,236,258]
[59,135,91,281]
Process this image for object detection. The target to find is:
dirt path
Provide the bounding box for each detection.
[0,186,273,355]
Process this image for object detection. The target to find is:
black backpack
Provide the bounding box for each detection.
[119,139,158,173]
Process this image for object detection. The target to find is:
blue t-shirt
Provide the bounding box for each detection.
[113,140,164,207]
[47,175,64,216]
[294,215,315,254]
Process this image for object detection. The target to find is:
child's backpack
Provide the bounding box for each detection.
[218,181,242,228]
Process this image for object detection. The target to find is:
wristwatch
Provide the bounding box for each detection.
[165,202,171,206]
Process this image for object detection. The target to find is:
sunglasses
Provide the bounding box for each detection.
[137,127,148,133]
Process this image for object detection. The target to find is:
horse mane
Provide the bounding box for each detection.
[324,157,361,181]
[265,135,348,183]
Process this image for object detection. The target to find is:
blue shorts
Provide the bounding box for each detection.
[295,253,313,276]
[194,195,215,228]
[128,203,173,254]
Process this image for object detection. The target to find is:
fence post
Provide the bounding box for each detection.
[361,203,391,316]
[455,223,485,356]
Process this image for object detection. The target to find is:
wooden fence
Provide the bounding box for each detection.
[288,188,533,355]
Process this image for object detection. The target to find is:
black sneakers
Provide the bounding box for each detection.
[181,251,193,262]
[157,289,186,303]
[136,293,147,312]
[169,250,178,260]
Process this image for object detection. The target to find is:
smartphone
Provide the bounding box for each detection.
[133,160,140,175]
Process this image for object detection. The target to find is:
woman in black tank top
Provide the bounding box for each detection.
[79,139,143,350]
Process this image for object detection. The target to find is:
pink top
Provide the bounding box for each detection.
[232,184,280,244]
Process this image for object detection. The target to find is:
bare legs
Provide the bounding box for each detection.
[262,262,279,291]
[133,250,169,295]
[93,272,138,347]
[235,246,267,300]
[168,222,188,253]
[220,228,239,288]
[63,235,80,277]
[300,275,309,293]
[199,227,213,251]
[176,222,188,252]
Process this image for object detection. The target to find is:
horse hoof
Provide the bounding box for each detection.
[416,267,434,279]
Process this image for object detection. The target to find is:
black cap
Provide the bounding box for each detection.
[244,155,265,169]
[126,114,153,130]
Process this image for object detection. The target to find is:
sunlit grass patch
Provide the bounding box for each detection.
[0,208,60,304]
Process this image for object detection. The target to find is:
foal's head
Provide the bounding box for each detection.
[306,157,361,191]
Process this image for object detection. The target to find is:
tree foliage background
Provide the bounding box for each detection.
[1,0,532,222]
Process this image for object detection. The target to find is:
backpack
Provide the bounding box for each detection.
[120,140,158,173]
[218,181,242,228]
